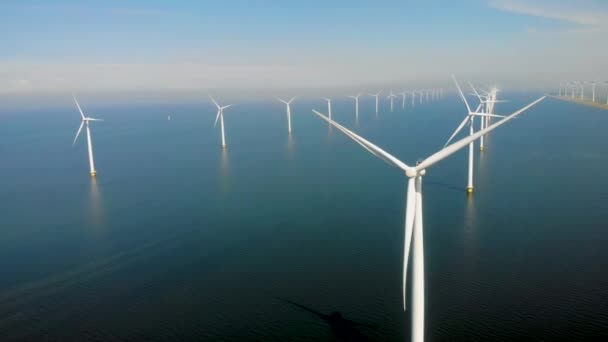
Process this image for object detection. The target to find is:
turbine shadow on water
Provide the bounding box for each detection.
[280,298,376,342]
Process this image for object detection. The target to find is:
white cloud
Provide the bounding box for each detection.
[489,0,608,30]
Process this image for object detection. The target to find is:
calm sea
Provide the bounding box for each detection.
[1,94,608,341]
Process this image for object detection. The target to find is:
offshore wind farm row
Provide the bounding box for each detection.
[555,81,608,109]
[70,77,545,342]
[72,88,445,177]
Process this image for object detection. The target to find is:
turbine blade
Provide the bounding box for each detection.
[417,96,546,171]
[72,121,84,146]
[470,113,509,119]
[468,81,483,102]
[73,96,86,120]
[312,110,411,171]
[452,75,472,113]
[86,118,104,121]
[288,96,297,104]
[209,95,220,109]
[277,97,288,105]
[443,116,470,148]
[402,177,416,310]
[221,104,233,110]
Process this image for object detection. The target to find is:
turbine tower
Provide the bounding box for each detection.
[348,93,362,120]
[368,90,382,116]
[400,90,407,109]
[387,90,397,112]
[210,95,233,148]
[72,96,103,177]
[312,94,544,342]
[278,96,297,133]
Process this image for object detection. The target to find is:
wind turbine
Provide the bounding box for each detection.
[368,90,382,116]
[411,90,416,106]
[592,82,596,102]
[400,90,408,109]
[387,90,397,112]
[348,93,362,120]
[278,96,297,133]
[570,82,575,98]
[446,77,509,193]
[323,97,333,121]
[210,95,233,148]
[312,94,545,342]
[469,82,503,152]
[72,96,103,177]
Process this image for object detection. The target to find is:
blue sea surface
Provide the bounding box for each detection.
[1,94,608,340]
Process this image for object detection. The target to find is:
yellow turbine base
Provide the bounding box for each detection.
[90,171,97,177]
[480,146,484,152]
[466,187,474,194]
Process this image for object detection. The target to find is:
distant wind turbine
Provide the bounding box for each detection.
[400,90,407,109]
[348,93,362,120]
[468,82,505,152]
[446,77,509,193]
[210,95,233,148]
[387,90,397,112]
[312,94,545,342]
[278,96,297,133]
[72,96,103,177]
[368,90,382,116]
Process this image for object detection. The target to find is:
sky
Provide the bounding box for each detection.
[1,0,607,98]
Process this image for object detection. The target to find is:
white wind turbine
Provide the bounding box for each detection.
[312,94,545,342]
[278,96,297,133]
[368,90,383,116]
[445,77,510,193]
[468,83,504,152]
[210,95,233,148]
[348,93,362,120]
[72,96,103,177]
[592,82,596,102]
[387,90,397,112]
[400,90,408,109]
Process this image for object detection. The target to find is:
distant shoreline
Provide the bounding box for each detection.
[548,95,608,110]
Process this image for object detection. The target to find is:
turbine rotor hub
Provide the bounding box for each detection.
[406,168,425,178]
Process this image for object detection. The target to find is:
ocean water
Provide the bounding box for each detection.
[1,94,608,341]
